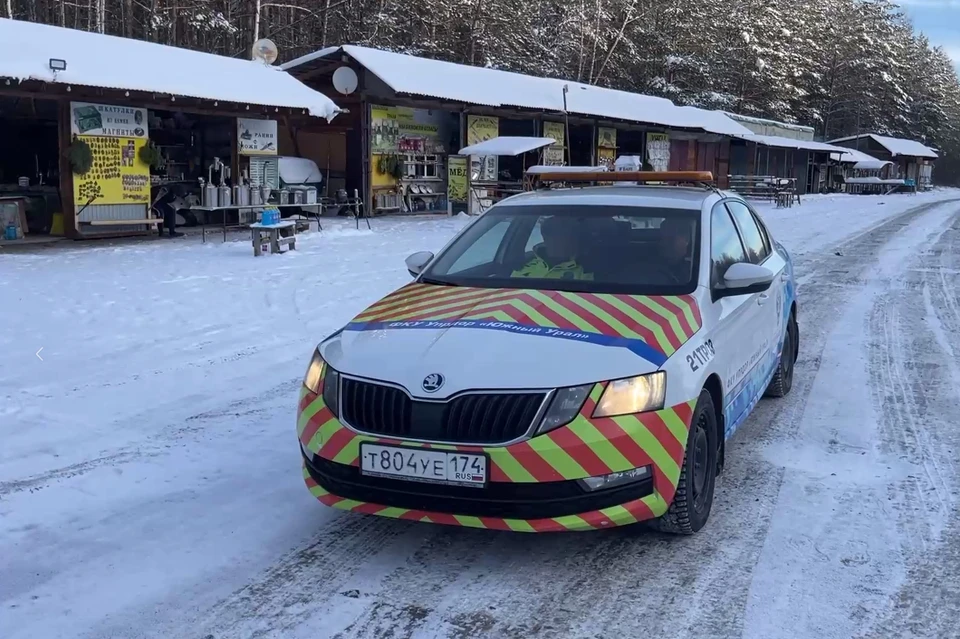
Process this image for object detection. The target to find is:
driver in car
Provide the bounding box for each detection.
[657,217,694,283]
[512,216,594,280]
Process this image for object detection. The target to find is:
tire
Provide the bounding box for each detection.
[652,389,719,535]
[765,312,798,398]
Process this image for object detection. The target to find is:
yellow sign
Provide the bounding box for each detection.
[543,121,565,146]
[448,156,468,201]
[371,105,399,154]
[598,127,617,149]
[542,121,565,165]
[73,135,150,206]
[597,146,616,167]
[467,115,498,146]
[372,105,442,155]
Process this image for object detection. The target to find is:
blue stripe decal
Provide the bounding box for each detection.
[344,319,668,366]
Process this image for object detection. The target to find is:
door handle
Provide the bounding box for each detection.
[780,272,790,282]
[758,293,770,305]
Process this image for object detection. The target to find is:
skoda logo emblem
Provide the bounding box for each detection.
[422,373,445,393]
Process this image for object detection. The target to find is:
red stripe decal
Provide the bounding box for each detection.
[545,428,613,477]
[586,417,653,468]
[509,441,564,482]
[318,425,356,461]
[614,295,683,350]
[577,293,667,354]
[299,406,334,448]
[641,412,686,468]
[652,295,696,338]
[672,402,694,427]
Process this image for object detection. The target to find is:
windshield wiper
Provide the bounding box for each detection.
[419,276,459,287]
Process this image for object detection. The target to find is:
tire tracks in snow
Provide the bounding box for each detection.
[739,200,959,639]
[858,208,960,639]
[192,198,960,639]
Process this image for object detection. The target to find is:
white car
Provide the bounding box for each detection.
[297,172,799,534]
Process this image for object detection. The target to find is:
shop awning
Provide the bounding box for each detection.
[0,18,340,120]
[283,45,752,136]
[735,134,851,155]
[829,148,892,170]
[459,136,556,156]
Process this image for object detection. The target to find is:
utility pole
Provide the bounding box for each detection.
[562,85,571,166]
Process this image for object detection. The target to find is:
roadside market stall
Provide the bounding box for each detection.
[457,136,555,213]
[0,18,339,241]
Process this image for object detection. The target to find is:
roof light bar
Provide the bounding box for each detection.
[528,170,715,183]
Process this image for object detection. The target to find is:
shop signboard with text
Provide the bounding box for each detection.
[543,121,565,166]
[467,115,499,181]
[646,133,671,172]
[71,101,150,207]
[447,155,468,203]
[238,118,278,155]
[71,102,148,138]
[372,105,443,155]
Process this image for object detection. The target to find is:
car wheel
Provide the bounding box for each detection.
[652,389,718,535]
[765,312,798,398]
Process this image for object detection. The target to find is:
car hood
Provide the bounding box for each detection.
[321,283,701,397]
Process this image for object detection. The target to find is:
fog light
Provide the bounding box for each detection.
[578,466,651,491]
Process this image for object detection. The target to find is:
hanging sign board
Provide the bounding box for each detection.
[467,115,499,181]
[646,133,671,172]
[238,118,278,155]
[598,127,617,149]
[71,102,148,138]
[447,156,468,202]
[542,121,566,166]
[73,136,150,206]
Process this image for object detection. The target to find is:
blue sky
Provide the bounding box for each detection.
[898,0,960,73]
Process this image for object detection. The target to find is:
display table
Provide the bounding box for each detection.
[190,203,321,242]
[249,220,296,256]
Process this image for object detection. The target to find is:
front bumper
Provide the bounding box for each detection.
[297,381,695,532]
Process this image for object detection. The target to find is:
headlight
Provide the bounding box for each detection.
[593,372,665,418]
[302,349,341,416]
[536,384,593,434]
[303,349,325,394]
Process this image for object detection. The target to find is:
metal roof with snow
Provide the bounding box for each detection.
[283,45,752,137]
[0,18,340,120]
[828,133,938,159]
[458,136,556,156]
[829,147,892,170]
[737,134,851,155]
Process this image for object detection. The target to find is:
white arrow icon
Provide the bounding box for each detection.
[36,347,43,361]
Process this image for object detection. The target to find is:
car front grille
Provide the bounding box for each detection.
[340,378,547,444]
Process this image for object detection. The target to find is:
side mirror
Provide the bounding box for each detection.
[405,251,434,278]
[716,262,775,298]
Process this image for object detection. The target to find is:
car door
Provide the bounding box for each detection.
[708,201,764,438]
[725,200,787,353]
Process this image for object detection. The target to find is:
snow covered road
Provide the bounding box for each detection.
[3,192,960,639]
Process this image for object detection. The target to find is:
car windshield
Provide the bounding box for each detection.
[421,204,701,294]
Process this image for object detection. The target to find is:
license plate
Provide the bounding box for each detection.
[359,443,487,488]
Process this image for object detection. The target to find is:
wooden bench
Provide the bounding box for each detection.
[250,221,297,256]
[83,219,163,225]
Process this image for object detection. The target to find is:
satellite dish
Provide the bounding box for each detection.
[252,38,279,65]
[332,66,359,95]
